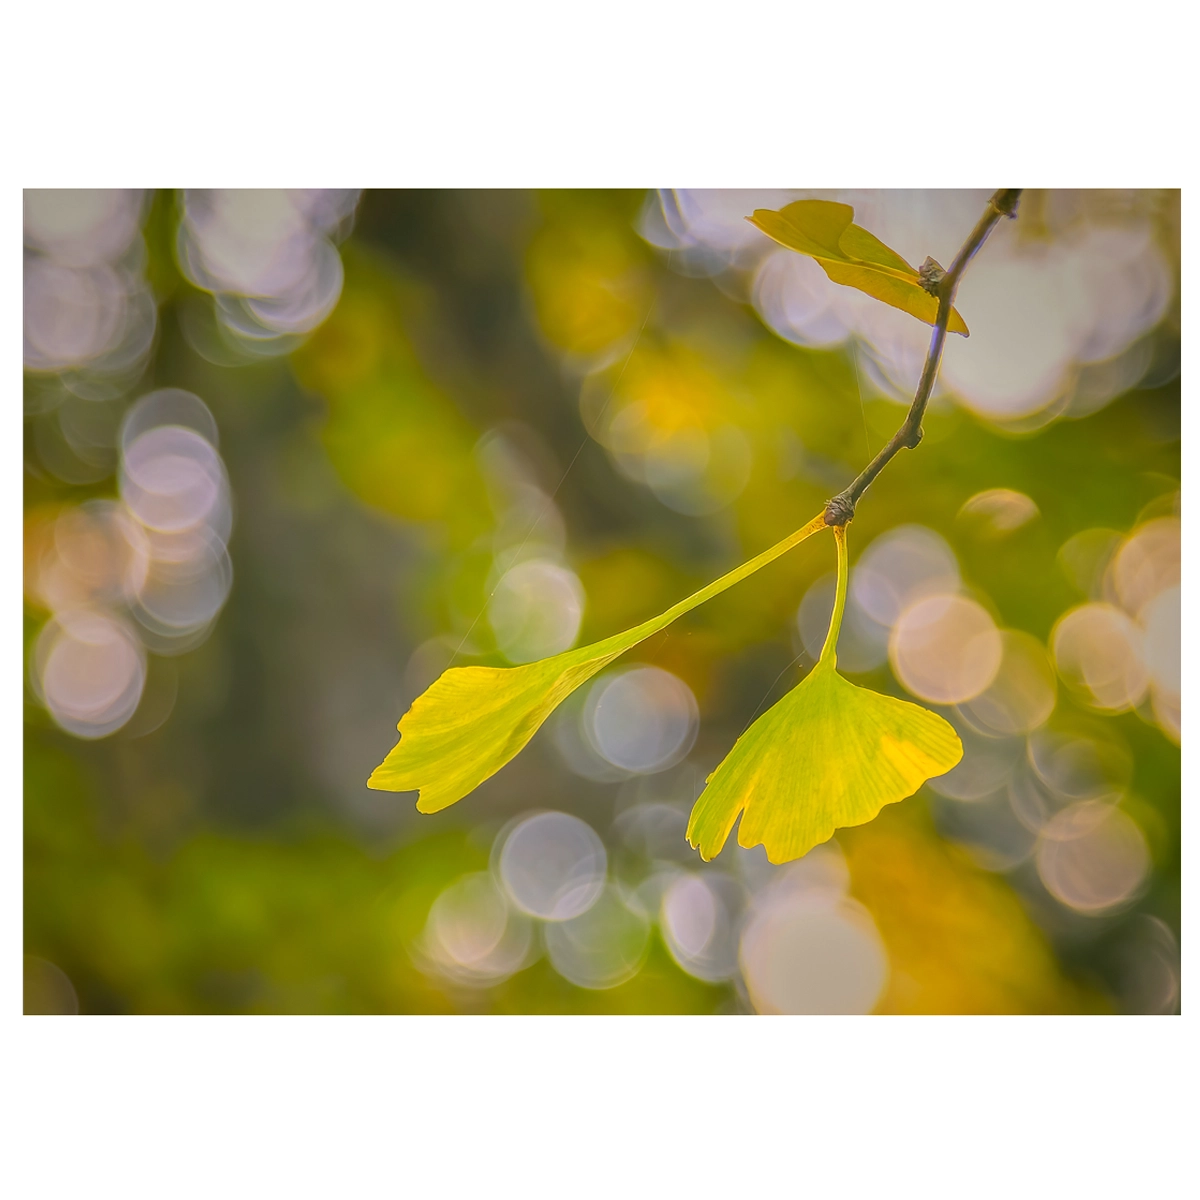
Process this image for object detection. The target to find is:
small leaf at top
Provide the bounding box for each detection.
[686,524,962,864]
[837,221,916,276]
[749,199,856,261]
[747,199,969,336]
[368,512,828,813]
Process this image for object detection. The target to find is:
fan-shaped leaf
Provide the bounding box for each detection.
[369,512,828,812]
[687,525,962,864]
[747,199,969,336]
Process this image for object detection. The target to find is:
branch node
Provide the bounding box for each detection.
[918,257,946,296]
[824,494,855,527]
[991,188,1022,218]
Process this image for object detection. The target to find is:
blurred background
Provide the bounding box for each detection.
[22,188,1180,1015]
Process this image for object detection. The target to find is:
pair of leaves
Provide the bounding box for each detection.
[368,512,825,812]
[747,199,970,336]
[370,518,962,864]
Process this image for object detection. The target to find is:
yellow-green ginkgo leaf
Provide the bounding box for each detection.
[746,199,970,336]
[368,512,828,813]
[686,524,962,864]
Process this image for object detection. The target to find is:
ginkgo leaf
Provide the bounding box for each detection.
[686,524,962,864]
[747,199,970,336]
[368,512,828,813]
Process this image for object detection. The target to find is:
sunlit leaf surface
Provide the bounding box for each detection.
[368,513,828,812]
[747,200,970,336]
[687,525,963,864]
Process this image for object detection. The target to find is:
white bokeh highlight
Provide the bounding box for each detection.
[584,666,699,774]
[498,812,607,922]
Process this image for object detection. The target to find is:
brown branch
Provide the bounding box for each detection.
[823,188,1022,527]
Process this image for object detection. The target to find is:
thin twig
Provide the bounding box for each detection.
[823,188,1022,527]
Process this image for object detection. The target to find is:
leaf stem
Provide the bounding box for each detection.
[823,188,1022,527]
[818,523,849,667]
